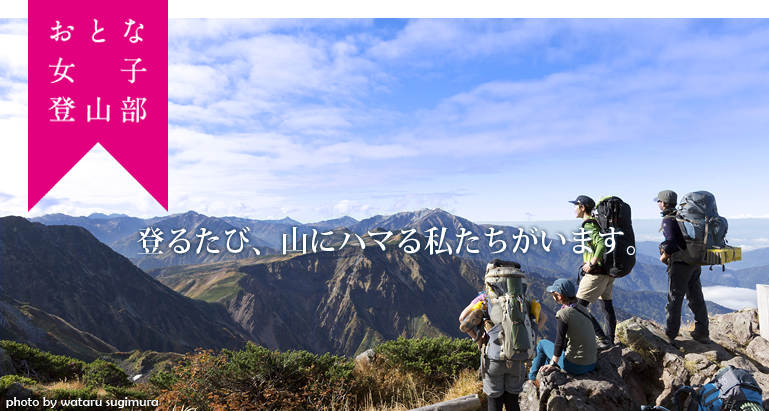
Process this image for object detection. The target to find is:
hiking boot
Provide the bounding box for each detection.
[690,331,711,344]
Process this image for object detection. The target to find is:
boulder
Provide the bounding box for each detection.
[3,382,31,401]
[0,348,15,377]
[519,346,638,411]
[709,308,760,347]
[746,337,769,369]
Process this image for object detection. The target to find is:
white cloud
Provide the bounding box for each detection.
[702,286,758,310]
[333,199,373,215]
[0,30,28,79]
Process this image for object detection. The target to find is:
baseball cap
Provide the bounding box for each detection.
[546,278,577,298]
[568,195,595,209]
[654,190,677,205]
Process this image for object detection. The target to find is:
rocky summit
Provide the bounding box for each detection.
[521,308,769,411]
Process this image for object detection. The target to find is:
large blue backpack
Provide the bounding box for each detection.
[672,366,763,411]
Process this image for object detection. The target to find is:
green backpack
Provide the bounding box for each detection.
[484,259,537,361]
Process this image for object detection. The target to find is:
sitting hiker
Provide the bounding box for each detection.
[528,278,597,381]
[569,195,616,349]
[460,259,547,411]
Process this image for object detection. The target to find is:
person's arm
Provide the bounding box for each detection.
[660,219,677,263]
[588,222,606,266]
[459,302,475,323]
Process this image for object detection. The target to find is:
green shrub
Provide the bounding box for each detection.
[0,375,37,391]
[83,359,130,387]
[374,336,478,386]
[148,370,177,391]
[157,343,358,411]
[104,384,154,400]
[48,386,98,401]
[0,341,85,382]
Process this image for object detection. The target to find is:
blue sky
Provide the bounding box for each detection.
[1,18,769,224]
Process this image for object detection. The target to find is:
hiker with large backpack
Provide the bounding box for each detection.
[569,195,616,349]
[458,259,545,411]
[528,278,597,380]
[656,190,710,344]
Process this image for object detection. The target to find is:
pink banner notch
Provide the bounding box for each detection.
[28,0,169,211]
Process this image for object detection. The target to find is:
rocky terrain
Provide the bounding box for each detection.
[522,308,769,411]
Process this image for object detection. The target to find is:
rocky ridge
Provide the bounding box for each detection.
[521,308,769,411]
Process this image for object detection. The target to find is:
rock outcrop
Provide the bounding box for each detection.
[520,345,638,411]
[520,308,769,411]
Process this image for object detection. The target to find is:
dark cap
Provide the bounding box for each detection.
[568,195,595,209]
[654,190,677,205]
[546,278,577,298]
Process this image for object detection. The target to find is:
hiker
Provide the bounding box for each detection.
[459,259,546,411]
[656,190,710,344]
[528,278,597,380]
[569,195,615,348]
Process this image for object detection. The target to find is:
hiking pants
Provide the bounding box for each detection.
[665,262,709,338]
[528,340,595,381]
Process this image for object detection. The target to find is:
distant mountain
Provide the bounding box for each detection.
[108,211,277,270]
[700,265,769,289]
[262,216,302,225]
[306,216,359,231]
[88,212,131,219]
[351,208,582,274]
[29,213,147,245]
[152,244,492,357]
[0,216,249,355]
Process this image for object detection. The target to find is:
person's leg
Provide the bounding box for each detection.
[685,265,709,338]
[599,279,617,342]
[484,358,504,411]
[528,340,554,380]
[576,275,609,341]
[664,263,691,340]
[488,395,504,411]
[502,365,524,411]
[502,391,520,411]
[563,358,596,375]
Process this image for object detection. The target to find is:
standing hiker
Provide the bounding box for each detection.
[528,278,597,380]
[459,259,546,411]
[569,195,615,348]
[656,190,710,344]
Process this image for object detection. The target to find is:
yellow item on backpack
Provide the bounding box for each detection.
[530,299,541,324]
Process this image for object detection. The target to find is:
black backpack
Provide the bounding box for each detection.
[594,196,636,278]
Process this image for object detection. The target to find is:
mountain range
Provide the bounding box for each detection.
[4,209,750,361]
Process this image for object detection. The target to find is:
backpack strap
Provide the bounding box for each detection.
[582,218,600,229]
[673,385,703,411]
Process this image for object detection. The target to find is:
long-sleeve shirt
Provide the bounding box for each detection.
[582,220,606,266]
[553,305,597,366]
[661,210,687,255]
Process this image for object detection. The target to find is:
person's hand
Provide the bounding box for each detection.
[541,364,555,373]
[476,340,483,352]
[582,261,592,272]
[660,252,669,264]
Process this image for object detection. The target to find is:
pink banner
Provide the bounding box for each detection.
[28,0,168,211]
